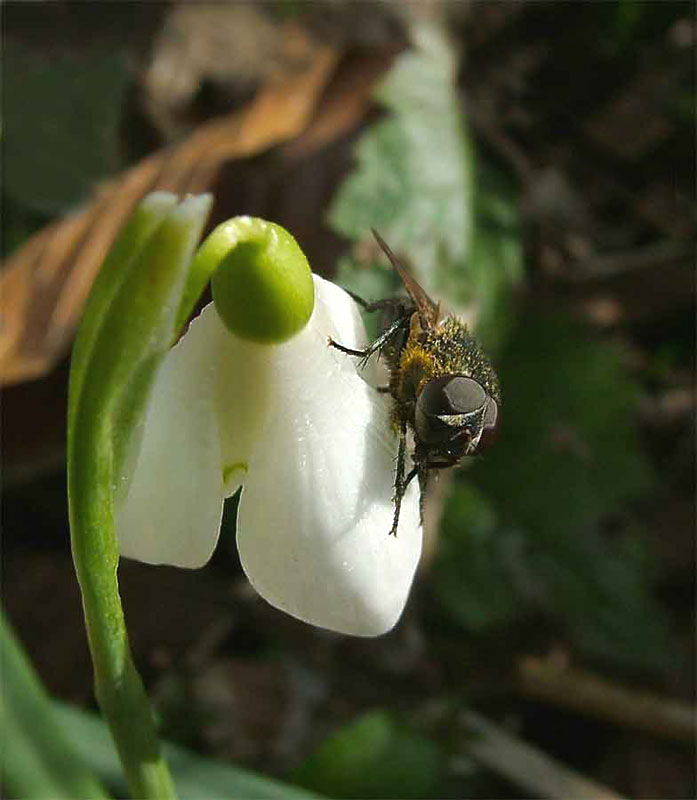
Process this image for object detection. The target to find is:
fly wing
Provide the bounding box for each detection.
[371,229,440,328]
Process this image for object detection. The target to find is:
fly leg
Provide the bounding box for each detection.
[328,314,409,367]
[345,290,405,315]
[389,422,408,537]
[400,462,428,528]
[390,436,426,536]
[410,457,459,528]
[416,467,429,526]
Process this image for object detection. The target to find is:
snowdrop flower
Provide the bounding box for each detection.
[117,217,422,636]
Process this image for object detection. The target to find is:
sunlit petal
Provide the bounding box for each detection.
[117,307,228,568]
[236,277,422,636]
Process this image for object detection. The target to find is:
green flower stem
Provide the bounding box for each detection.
[70,412,175,798]
[68,193,212,798]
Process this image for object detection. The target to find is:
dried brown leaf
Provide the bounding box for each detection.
[0,29,338,386]
[281,50,396,160]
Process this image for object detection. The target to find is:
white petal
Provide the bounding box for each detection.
[117,306,228,568]
[213,322,274,496]
[313,276,368,349]
[236,276,422,637]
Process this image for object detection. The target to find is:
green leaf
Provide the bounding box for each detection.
[433,485,529,631]
[329,24,473,288]
[292,711,441,799]
[470,310,654,539]
[70,193,213,483]
[328,21,522,347]
[0,610,108,799]
[3,40,130,214]
[53,703,321,800]
[523,511,672,671]
[467,161,523,349]
[441,309,672,670]
[67,192,178,437]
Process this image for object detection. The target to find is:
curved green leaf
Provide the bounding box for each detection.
[54,703,321,800]
[0,610,108,799]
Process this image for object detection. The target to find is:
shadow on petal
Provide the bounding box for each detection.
[117,308,226,568]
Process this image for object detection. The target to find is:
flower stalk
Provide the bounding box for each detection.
[68,193,213,798]
[69,192,421,795]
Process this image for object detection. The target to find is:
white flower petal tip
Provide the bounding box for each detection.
[236,276,423,636]
[238,476,422,637]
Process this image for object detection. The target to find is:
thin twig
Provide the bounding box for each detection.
[460,710,625,800]
[566,240,693,282]
[518,656,696,745]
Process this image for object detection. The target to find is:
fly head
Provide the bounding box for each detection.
[414,375,498,461]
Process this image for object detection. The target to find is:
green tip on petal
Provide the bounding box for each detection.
[204,217,314,343]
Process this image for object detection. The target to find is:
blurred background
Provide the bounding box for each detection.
[2,2,695,798]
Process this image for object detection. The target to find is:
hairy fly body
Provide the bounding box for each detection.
[329,230,500,536]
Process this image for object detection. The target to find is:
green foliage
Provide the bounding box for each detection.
[328,21,522,350]
[3,40,129,215]
[433,485,527,632]
[2,608,319,800]
[330,24,473,267]
[466,162,522,351]
[54,703,320,800]
[472,310,653,542]
[292,711,441,799]
[435,309,671,671]
[0,610,108,799]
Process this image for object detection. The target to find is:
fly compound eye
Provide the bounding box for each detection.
[418,375,487,417]
[440,375,487,415]
[415,376,488,447]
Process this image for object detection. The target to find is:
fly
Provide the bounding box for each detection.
[329,229,500,536]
